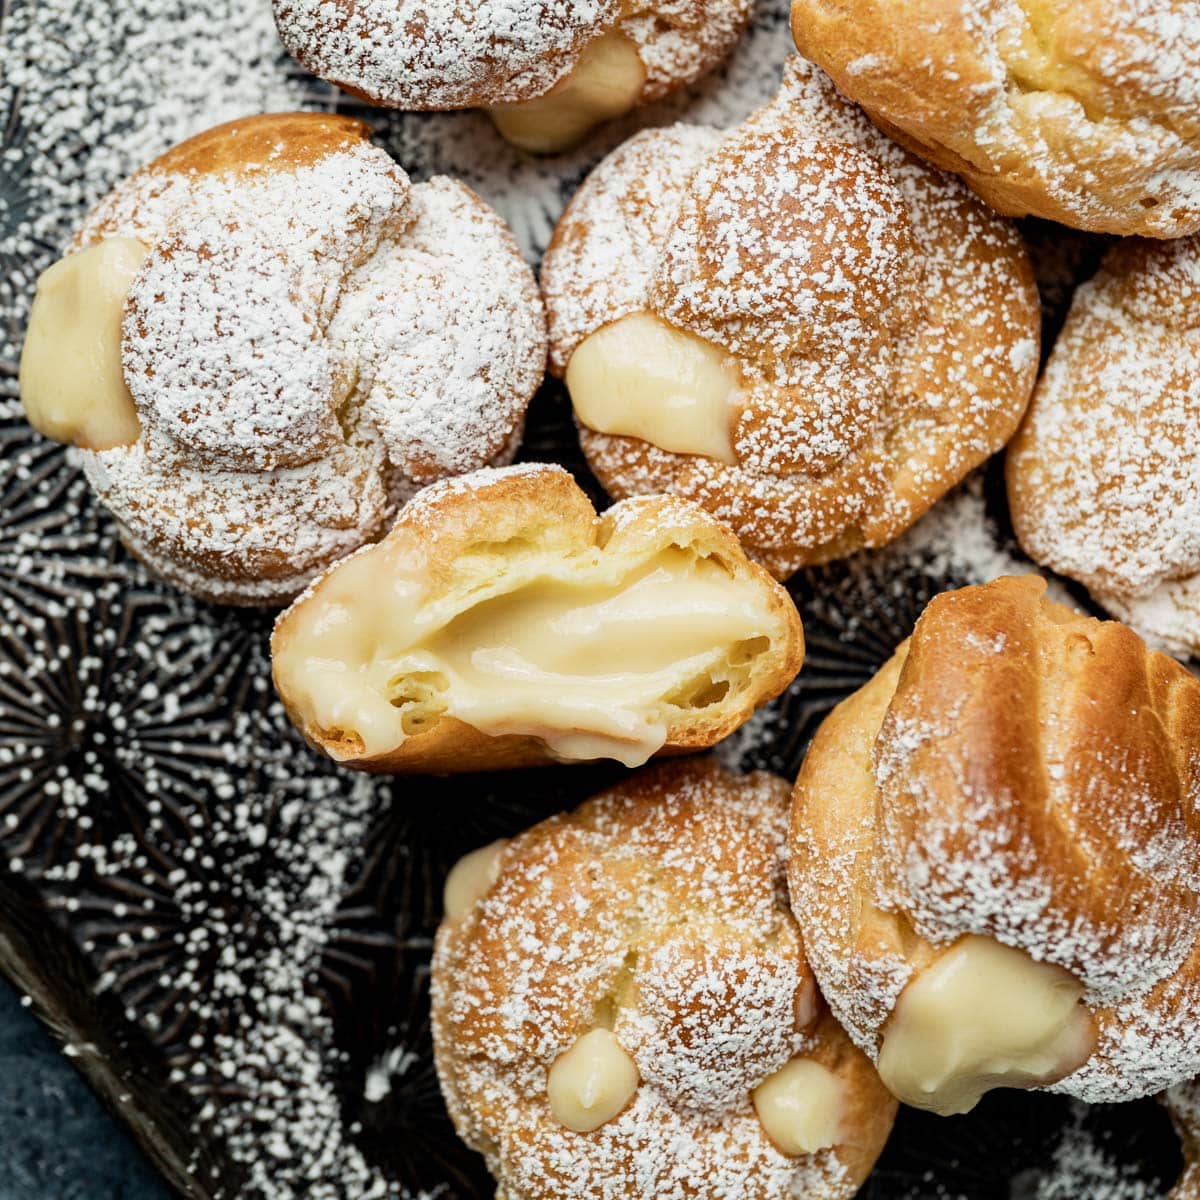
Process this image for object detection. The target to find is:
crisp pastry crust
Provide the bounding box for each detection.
[789,0,1200,237]
[431,759,897,1199]
[272,0,751,111]
[790,575,1200,1107]
[1008,236,1200,659]
[1168,1079,1200,1199]
[541,57,1040,579]
[47,113,545,605]
[270,463,805,773]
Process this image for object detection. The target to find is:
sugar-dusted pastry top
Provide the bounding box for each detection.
[790,575,1200,1112]
[1008,235,1200,658]
[1168,1078,1200,1199]
[542,57,1040,579]
[271,463,804,773]
[789,0,1200,236]
[432,759,897,1200]
[272,0,751,149]
[19,113,545,605]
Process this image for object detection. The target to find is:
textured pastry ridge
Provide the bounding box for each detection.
[272,0,752,110]
[1168,1079,1200,1199]
[1008,235,1200,658]
[542,56,1040,578]
[790,575,1200,1105]
[73,113,545,605]
[789,0,1200,236]
[432,759,897,1200]
[270,463,805,773]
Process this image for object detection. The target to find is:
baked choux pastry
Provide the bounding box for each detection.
[790,575,1200,1116]
[272,0,753,154]
[271,463,804,772]
[432,759,897,1199]
[18,113,546,605]
[789,0,1200,237]
[541,58,1040,579]
[1168,1079,1200,1198]
[1008,235,1200,660]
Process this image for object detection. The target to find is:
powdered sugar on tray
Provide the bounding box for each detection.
[0,0,306,364]
[1023,1103,1167,1200]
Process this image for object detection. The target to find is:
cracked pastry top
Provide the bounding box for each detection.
[18,113,546,605]
[789,0,1200,236]
[432,759,897,1199]
[270,463,805,773]
[271,0,753,154]
[790,575,1200,1117]
[1007,234,1200,660]
[541,57,1040,580]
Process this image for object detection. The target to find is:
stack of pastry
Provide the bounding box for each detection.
[17,0,1200,1193]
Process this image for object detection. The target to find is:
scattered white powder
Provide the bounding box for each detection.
[1026,1104,1165,1200]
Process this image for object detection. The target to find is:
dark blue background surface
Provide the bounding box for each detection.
[0,980,168,1200]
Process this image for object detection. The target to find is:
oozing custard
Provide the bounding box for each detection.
[547,1029,640,1132]
[273,541,786,767]
[567,312,742,464]
[752,1056,846,1156]
[489,30,647,154]
[20,238,149,450]
[876,935,1097,1115]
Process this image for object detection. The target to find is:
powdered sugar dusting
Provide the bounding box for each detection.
[542,56,1038,578]
[1009,235,1200,659]
[794,575,1200,1105]
[432,762,868,1199]
[71,124,543,605]
[272,0,752,111]
[791,0,1200,235]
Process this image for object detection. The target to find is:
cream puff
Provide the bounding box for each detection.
[790,575,1200,1115]
[789,0,1200,236]
[1007,235,1200,659]
[270,463,805,772]
[432,759,897,1199]
[272,0,754,154]
[541,57,1040,579]
[18,113,546,605]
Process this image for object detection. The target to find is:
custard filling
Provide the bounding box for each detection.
[548,1029,640,1132]
[876,935,1096,1116]
[567,313,741,464]
[489,30,647,155]
[442,840,507,921]
[19,238,149,450]
[274,542,784,767]
[752,1056,845,1156]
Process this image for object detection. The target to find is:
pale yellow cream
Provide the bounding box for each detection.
[489,30,647,154]
[274,543,782,767]
[19,238,149,449]
[876,935,1096,1116]
[752,1056,845,1156]
[548,1029,640,1132]
[442,840,507,921]
[567,313,741,464]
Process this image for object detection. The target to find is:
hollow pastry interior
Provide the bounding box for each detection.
[488,30,647,154]
[274,529,790,768]
[20,238,149,450]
